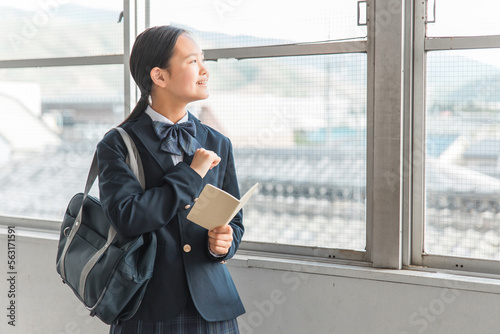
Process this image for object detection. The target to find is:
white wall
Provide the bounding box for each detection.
[0,231,108,334]
[1,230,500,334]
[230,259,500,334]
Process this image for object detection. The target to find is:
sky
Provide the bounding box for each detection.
[425,0,500,68]
[4,0,120,11]
[2,0,365,42]
[4,0,500,67]
[6,0,500,39]
[149,0,365,42]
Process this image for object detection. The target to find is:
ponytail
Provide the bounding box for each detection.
[119,91,150,126]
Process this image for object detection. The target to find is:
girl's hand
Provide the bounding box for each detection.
[190,148,221,178]
[208,225,233,256]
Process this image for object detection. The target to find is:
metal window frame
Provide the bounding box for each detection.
[133,1,372,263]
[0,0,498,274]
[402,0,416,268]
[0,0,148,130]
[0,0,439,270]
[198,0,408,268]
[0,2,144,227]
[0,0,374,265]
[194,11,372,264]
[411,0,427,269]
[411,0,500,275]
[0,55,123,69]
[367,0,409,269]
[425,35,500,50]
[0,0,148,116]
[203,40,367,61]
[203,43,370,263]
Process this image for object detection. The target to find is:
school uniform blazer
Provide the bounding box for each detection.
[96,111,245,322]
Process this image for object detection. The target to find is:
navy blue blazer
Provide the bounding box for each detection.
[96,111,245,322]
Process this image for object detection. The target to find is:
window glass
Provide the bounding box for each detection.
[188,54,367,249]
[425,50,500,259]
[426,0,500,37]
[150,0,367,49]
[0,65,123,220]
[0,1,123,60]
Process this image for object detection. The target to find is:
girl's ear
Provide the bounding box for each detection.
[150,67,168,88]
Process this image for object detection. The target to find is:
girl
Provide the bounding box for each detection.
[97,25,245,333]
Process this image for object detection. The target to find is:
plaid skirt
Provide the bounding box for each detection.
[109,297,240,334]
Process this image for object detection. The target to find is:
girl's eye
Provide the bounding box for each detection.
[189,57,205,64]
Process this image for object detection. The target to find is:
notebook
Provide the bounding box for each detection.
[187,183,259,230]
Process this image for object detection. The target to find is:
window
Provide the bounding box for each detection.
[0,65,123,220]
[0,1,123,60]
[426,0,500,38]
[412,0,500,273]
[425,50,500,260]
[150,0,366,48]
[1,1,369,257]
[152,0,369,252]
[188,55,367,250]
[2,0,499,274]
[0,1,124,220]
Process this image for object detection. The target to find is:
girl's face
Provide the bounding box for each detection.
[162,33,209,104]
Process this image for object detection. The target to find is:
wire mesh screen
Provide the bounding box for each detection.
[150,0,367,48]
[0,1,123,60]
[425,50,500,260]
[426,0,500,38]
[0,65,123,220]
[189,54,367,250]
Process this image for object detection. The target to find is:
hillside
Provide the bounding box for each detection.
[1,5,500,111]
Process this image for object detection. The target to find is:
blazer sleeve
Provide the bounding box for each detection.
[207,139,245,261]
[96,130,203,238]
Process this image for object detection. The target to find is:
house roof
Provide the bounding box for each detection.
[464,139,500,159]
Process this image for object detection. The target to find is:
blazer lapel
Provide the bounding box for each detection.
[129,112,174,174]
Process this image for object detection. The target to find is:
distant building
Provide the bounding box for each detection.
[463,139,500,178]
[0,82,61,153]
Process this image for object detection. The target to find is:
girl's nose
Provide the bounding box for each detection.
[200,61,208,75]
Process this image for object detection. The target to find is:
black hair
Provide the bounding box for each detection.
[121,25,187,125]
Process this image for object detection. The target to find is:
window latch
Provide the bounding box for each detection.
[426,0,436,23]
[357,1,367,26]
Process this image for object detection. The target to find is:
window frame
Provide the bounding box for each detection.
[199,17,371,263]
[0,0,377,267]
[5,0,500,275]
[411,0,500,275]
[0,0,143,227]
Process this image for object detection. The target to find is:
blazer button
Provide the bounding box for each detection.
[184,204,191,210]
[183,244,192,253]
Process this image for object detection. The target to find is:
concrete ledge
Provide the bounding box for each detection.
[230,251,500,295]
